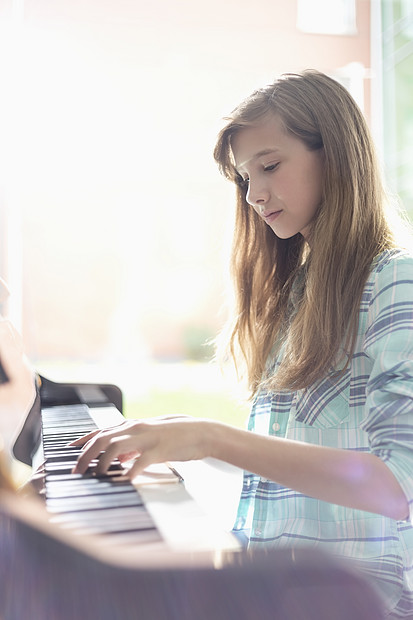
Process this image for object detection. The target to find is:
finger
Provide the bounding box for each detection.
[69,429,100,447]
[72,436,109,474]
[72,422,137,470]
[95,435,138,475]
[126,451,161,480]
[118,451,140,463]
[70,421,127,447]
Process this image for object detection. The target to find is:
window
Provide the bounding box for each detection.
[381,0,413,217]
[297,0,357,35]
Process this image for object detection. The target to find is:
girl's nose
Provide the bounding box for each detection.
[246,181,270,209]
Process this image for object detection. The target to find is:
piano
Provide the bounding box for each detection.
[12,375,242,554]
[0,488,385,620]
[5,376,385,620]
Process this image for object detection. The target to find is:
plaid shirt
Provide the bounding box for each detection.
[234,249,413,618]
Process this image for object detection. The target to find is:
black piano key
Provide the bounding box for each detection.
[44,469,126,483]
[45,461,95,475]
[68,521,160,537]
[56,524,162,544]
[45,476,138,492]
[43,434,94,444]
[45,460,124,477]
[45,473,132,487]
[43,441,86,452]
[50,505,157,532]
[45,482,137,500]
[43,452,84,462]
[46,490,142,513]
[100,530,163,545]
[45,474,135,492]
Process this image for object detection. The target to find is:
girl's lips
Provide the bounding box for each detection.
[263,210,282,223]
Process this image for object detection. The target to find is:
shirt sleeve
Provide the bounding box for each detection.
[360,253,413,521]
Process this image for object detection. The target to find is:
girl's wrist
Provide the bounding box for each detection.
[201,419,239,462]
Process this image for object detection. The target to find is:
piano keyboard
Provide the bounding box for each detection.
[40,403,241,553]
[42,404,162,546]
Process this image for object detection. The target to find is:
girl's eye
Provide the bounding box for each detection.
[264,163,279,172]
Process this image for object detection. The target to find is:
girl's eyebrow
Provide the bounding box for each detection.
[235,148,280,172]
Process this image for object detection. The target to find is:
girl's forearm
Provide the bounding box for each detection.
[205,421,409,521]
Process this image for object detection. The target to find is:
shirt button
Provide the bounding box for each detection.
[254,528,262,536]
[272,422,280,432]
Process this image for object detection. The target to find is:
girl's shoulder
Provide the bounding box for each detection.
[370,248,413,277]
[365,249,413,302]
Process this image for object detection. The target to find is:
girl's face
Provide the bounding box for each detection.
[231,114,324,240]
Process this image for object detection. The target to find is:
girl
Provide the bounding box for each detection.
[74,71,413,618]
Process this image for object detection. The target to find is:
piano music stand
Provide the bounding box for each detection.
[12,374,123,467]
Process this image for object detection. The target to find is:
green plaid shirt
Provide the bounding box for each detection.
[235,250,413,618]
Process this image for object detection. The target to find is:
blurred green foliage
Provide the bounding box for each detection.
[124,388,249,428]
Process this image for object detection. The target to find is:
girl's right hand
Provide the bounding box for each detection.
[71,416,216,480]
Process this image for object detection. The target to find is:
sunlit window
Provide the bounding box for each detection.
[0,0,376,425]
[297,0,357,35]
[382,0,413,218]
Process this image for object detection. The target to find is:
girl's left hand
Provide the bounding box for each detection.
[71,417,212,480]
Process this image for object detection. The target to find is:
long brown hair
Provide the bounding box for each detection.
[214,70,402,396]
